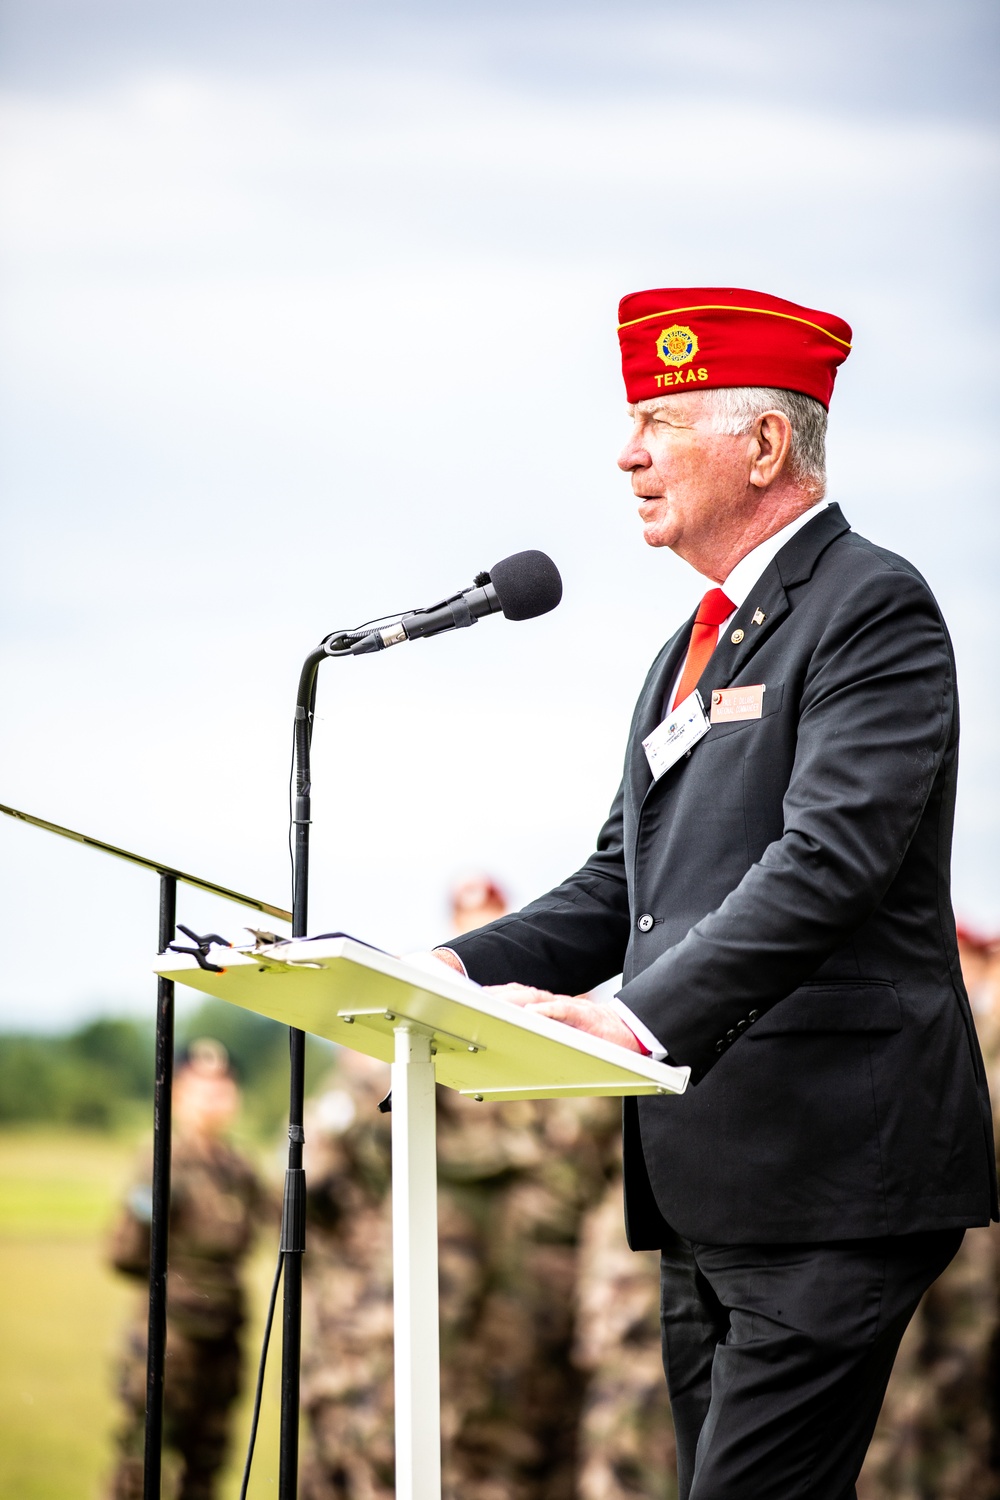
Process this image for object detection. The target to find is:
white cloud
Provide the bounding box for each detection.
[1,65,995,265]
[0,25,997,1026]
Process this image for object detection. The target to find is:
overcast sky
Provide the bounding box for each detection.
[1,0,997,1029]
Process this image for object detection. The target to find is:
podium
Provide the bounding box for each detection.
[156,935,689,1500]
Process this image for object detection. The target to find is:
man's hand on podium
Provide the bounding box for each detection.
[413,953,643,1053]
[483,985,644,1053]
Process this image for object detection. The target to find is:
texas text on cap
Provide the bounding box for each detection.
[617,287,852,409]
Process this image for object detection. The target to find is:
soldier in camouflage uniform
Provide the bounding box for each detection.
[571,923,1000,1500]
[106,1040,264,1500]
[573,1126,676,1500]
[435,1086,612,1498]
[857,926,1000,1500]
[299,1048,397,1500]
[300,1053,615,1500]
[299,877,615,1500]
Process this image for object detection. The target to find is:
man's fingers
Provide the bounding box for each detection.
[485,987,641,1053]
[527,998,616,1036]
[484,982,551,1008]
[526,997,643,1052]
[526,997,581,1024]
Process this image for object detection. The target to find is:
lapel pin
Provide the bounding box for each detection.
[730,628,744,644]
[752,608,766,626]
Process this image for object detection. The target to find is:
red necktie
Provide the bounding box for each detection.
[670,588,735,711]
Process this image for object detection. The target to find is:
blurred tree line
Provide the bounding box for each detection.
[0,1001,332,1135]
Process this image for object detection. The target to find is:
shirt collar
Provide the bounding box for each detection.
[719,499,830,610]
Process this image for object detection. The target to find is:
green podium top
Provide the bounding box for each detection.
[156,936,689,1102]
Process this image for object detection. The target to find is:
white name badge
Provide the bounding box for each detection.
[642,690,711,781]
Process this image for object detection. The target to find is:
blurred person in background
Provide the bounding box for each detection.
[105,1039,264,1500]
[451,875,507,934]
[299,1046,396,1498]
[858,925,1000,1500]
[958,925,1000,1106]
[573,923,1000,1500]
[573,1128,675,1500]
[299,875,612,1500]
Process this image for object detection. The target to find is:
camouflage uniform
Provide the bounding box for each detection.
[857,941,1000,1500]
[573,1123,677,1500]
[576,945,1000,1500]
[299,1063,397,1500]
[106,1134,263,1500]
[299,1054,613,1500]
[435,1087,611,1500]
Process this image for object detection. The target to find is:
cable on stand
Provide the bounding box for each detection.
[277,642,330,1500]
[275,624,408,1497]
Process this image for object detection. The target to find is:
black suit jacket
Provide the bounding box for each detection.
[450,506,998,1246]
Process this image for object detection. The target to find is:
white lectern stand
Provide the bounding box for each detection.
[156,936,689,1500]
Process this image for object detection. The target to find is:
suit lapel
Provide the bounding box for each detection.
[695,503,851,701]
[693,572,790,701]
[631,505,852,805]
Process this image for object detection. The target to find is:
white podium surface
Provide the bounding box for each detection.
[156,936,688,1500]
[155,935,689,1101]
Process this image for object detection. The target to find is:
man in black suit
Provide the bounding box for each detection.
[430,287,997,1498]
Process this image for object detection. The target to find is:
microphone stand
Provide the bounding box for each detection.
[277,643,327,1500]
[274,555,558,1493]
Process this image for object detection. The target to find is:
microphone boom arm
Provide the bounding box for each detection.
[277,548,559,1497]
[324,580,501,655]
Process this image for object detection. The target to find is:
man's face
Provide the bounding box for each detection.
[617,392,752,574]
[174,1065,240,1138]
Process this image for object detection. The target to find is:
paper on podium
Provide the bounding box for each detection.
[155,936,689,1101]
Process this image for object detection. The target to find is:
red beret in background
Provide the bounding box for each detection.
[617,287,852,409]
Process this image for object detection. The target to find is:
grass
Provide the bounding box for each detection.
[0,1127,285,1499]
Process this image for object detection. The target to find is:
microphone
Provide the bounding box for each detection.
[340,550,562,655]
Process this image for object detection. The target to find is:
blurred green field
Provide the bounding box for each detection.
[0,1127,284,1499]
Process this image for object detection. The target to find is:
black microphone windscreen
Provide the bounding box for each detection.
[489,550,563,621]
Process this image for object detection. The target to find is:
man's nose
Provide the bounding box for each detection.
[618,436,651,472]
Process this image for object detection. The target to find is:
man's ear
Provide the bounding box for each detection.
[748,411,793,489]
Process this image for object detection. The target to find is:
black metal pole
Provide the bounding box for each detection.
[278,1029,306,1499]
[278,652,324,1500]
[144,872,177,1499]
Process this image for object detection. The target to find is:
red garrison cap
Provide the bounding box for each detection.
[617,287,852,409]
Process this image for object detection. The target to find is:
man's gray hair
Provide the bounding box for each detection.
[705,387,827,490]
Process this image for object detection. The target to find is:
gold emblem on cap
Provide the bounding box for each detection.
[751,608,766,625]
[655,324,698,368]
[731,628,745,644]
